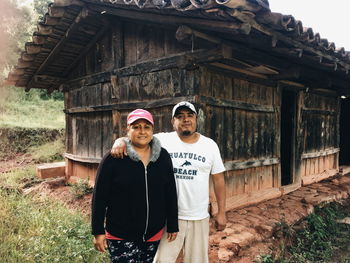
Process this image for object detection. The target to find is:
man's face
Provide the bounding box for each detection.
[172,108,197,136]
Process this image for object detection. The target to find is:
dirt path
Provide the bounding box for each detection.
[0,154,33,173]
[208,174,350,262]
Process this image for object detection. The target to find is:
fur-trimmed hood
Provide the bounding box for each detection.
[125,136,162,163]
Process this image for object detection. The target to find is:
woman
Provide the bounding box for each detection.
[91,109,178,263]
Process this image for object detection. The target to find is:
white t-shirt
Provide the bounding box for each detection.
[155,132,225,220]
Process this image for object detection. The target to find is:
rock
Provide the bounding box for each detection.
[218,248,234,262]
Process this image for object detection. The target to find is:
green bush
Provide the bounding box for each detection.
[70,179,94,199]
[258,254,275,263]
[260,201,350,263]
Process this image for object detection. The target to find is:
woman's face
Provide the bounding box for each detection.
[127,119,154,148]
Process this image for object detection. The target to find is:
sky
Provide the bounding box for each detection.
[21,0,350,50]
[268,0,350,50]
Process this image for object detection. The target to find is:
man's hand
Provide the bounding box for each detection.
[167,232,178,242]
[215,211,227,231]
[111,138,127,158]
[212,172,226,231]
[93,234,108,252]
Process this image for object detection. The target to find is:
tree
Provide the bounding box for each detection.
[0,0,34,83]
[0,0,51,84]
[34,0,51,21]
[1,0,63,100]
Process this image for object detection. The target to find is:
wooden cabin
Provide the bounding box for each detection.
[7,0,350,211]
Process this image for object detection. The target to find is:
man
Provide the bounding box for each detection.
[111,101,226,263]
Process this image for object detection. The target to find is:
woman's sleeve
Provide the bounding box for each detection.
[164,150,179,233]
[91,153,113,235]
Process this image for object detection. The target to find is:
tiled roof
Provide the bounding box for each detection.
[6,0,350,92]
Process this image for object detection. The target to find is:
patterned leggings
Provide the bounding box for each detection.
[107,239,160,263]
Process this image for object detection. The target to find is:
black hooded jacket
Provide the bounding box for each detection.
[91,137,178,242]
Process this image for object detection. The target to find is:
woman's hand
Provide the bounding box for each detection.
[167,232,178,242]
[93,234,108,252]
[111,138,127,158]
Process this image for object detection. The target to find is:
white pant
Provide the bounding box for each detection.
[153,217,209,263]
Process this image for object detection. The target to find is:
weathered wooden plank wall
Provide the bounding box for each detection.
[65,83,113,159]
[123,22,186,66]
[198,67,281,208]
[299,92,339,185]
[62,18,341,200]
[64,21,189,181]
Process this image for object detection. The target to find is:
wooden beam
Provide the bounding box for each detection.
[50,51,300,96]
[88,4,250,34]
[113,48,227,76]
[228,9,350,73]
[65,105,113,114]
[21,52,35,62]
[269,68,300,80]
[65,71,111,88]
[17,59,32,68]
[64,153,101,164]
[65,48,227,89]
[176,26,290,73]
[278,80,305,89]
[37,23,53,35]
[63,18,110,76]
[210,62,268,79]
[26,7,91,90]
[220,187,282,213]
[65,96,197,113]
[7,73,20,82]
[224,158,279,171]
[43,14,61,26]
[204,63,277,87]
[34,75,65,84]
[178,25,350,91]
[12,68,26,75]
[48,6,66,17]
[197,95,276,113]
[301,148,340,159]
[302,107,337,116]
[25,43,42,55]
[112,96,197,110]
[176,25,222,44]
[302,169,338,186]
[112,19,124,69]
[309,88,338,97]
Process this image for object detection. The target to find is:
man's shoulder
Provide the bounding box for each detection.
[154,131,177,139]
[198,133,218,146]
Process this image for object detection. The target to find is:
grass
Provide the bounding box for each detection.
[257,201,350,263]
[0,87,106,262]
[0,127,64,160]
[27,138,65,163]
[0,86,65,160]
[0,167,109,263]
[0,86,64,129]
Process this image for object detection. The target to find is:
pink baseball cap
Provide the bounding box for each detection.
[127,109,154,125]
